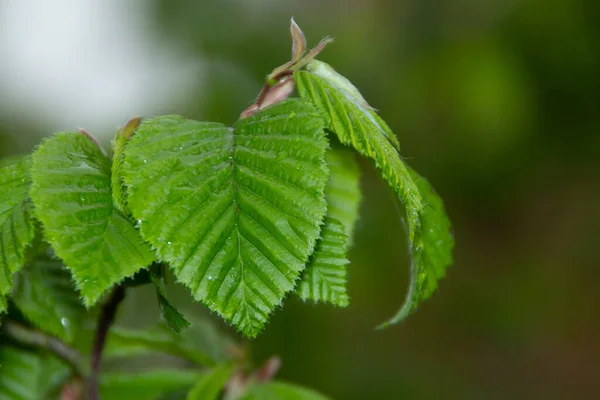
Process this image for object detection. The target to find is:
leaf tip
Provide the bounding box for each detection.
[376,283,416,330]
[290,17,306,62]
[118,116,142,139]
[240,104,260,119]
[158,301,191,334]
[77,281,105,309]
[78,128,101,148]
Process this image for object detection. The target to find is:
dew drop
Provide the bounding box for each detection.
[143,159,147,164]
[60,318,69,327]
[207,276,213,281]
[167,241,172,245]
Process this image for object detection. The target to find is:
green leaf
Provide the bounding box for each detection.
[296,61,454,326]
[112,117,142,215]
[0,156,35,304]
[323,149,361,245]
[297,217,349,307]
[11,257,84,342]
[29,132,155,306]
[150,264,191,334]
[302,60,400,151]
[122,99,330,337]
[0,346,70,400]
[106,318,236,366]
[186,363,234,400]
[298,148,361,307]
[401,167,454,317]
[100,369,199,400]
[241,381,332,400]
[112,135,130,215]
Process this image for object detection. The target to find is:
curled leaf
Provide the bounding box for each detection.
[295,62,453,327]
[112,117,142,215]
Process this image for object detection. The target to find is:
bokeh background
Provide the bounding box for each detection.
[1,0,599,398]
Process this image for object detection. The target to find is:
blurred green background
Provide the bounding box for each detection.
[1,0,599,398]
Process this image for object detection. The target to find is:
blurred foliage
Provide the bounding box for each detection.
[1,0,599,398]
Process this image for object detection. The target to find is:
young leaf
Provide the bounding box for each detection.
[290,18,307,63]
[0,346,70,400]
[297,149,360,306]
[100,370,199,400]
[323,149,361,245]
[122,99,330,337]
[149,264,191,334]
[186,363,234,400]
[295,61,454,326]
[301,60,400,151]
[11,257,84,342]
[29,132,155,306]
[393,167,454,325]
[297,217,350,307]
[111,117,142,215]
[0,156,35,304]
[241,381,332,400]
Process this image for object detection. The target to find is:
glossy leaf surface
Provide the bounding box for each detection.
[0,156,35,307]
[296,62,454,325]
[29,133,155,306]
[122,100,329,336]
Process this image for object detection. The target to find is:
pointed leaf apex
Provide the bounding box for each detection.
[240,104,260,119]
[78,128,101,148]
[266,23,334,85]
[290,17,306,63]
[118,116,142,139]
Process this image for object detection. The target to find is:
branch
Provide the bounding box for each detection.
[2,321,87,376]
[253,356,281,382]
[87,285,126,400]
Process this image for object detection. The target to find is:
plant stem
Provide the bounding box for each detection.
[2,321,87,376]
[87,285,126,400]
